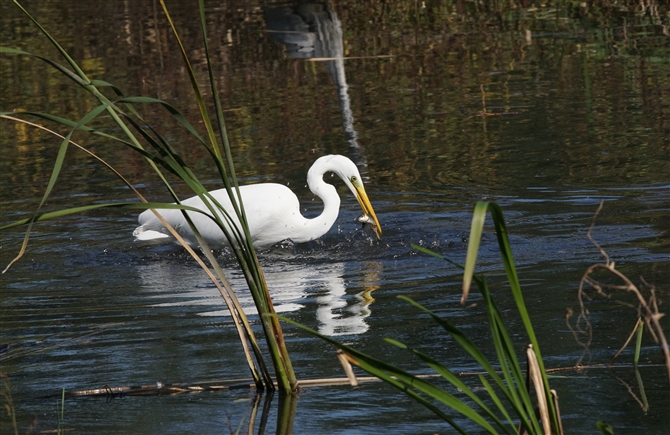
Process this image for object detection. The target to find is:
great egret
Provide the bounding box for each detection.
[133,154,382,249]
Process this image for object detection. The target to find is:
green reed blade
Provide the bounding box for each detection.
[384,338,517,435]
[463,201,489,303]
[158,0,292,391]
[4,0,276,390]
[275,315,490,434]
[478,374,516,430]
[398,295,537,433]
[486,203,558,430]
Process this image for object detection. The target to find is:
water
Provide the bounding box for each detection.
[1,1,669,434]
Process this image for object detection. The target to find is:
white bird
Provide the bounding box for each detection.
[133,154,382,249]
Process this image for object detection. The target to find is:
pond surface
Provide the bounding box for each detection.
[1,1,669,434]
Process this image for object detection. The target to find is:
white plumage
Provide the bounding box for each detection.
[133,154,382,249]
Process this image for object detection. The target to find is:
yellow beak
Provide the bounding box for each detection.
[353,185,382,239]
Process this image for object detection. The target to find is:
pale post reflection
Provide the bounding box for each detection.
[264,3,360,151]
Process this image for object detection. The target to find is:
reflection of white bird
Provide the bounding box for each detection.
[133,155,382,249]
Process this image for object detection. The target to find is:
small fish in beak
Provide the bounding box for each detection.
[357,213,379,235]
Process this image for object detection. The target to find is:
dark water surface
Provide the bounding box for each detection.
[1,1,669,434]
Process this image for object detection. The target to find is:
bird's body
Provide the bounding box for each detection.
[133,155,381,249]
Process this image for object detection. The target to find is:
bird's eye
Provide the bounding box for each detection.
[351,176,358,183]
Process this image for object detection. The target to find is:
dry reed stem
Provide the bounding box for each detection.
[550,390,564,435]
[336,349,359,386]
[46,364,664,399]
[526,345,551,435]
[52,377,385,399]
[55,371,452,398]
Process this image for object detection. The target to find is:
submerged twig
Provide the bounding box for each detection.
[570,201,669,384]
[607,366,649,412]
[0,372,19,435]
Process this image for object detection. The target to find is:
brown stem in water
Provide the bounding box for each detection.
[571,201,669,384]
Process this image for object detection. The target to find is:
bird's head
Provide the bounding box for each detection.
[317,155,382,240]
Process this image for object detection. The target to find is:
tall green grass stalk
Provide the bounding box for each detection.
[279,202,562,434]
[2,0,296,393]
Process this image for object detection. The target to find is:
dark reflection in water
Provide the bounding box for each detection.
[265,3,360,150]
[1,1,669,434]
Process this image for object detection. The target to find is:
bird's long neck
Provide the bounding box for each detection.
[296,168,341,243]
